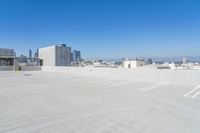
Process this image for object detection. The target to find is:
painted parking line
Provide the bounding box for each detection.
[138,82,170,92]
[108,80,140,87]
[71,77,103,82]
[184,85,200,99]
[85,78,120,84]
[192,91,200,99]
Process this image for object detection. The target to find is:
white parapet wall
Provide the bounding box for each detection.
[0,66,15,71]
[20,66,42,71]
[0,66,41,71]
[42,66,200,84]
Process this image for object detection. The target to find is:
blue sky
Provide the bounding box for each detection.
[0,0,200,59]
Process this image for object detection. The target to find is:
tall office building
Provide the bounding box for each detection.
[34,49,39,58]
[29,49,32,58]
[39,44,71,66]
[73,50,81,63]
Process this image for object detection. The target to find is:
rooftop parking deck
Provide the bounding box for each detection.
[0,71,200,133]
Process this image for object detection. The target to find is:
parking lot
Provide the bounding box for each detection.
[0,71,200,133]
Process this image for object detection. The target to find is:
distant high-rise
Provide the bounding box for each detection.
[122,57,128,61]
[39,44,71,66]
[73,50,81,63]
[182,58,187,64]
[147,58,153,64]
[29,49,32,58]
[70,52,73,62]
[34,49,39,58]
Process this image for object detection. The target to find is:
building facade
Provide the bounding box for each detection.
[182,58,187,64]
[122,59,145,68]
[0,48,15,70]
[39,44,71,66]
[73,50,81,63]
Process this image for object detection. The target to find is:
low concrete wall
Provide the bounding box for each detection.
[42,66,200,84]
[20,66,42,71]
[0,66,14,71]
[0,66,41,71]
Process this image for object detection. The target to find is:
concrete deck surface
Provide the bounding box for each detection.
[0,71,200,133]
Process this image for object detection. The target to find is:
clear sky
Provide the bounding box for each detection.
[0,0,200,59]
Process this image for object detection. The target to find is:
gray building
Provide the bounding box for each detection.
[146,58,153,64]
[73,50,81,63]
[39,44,71,66]
[0,48,15,70]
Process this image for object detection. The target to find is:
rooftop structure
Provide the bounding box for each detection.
[15,57,41,66]
[14,57,42,71]
[0,48,15,70]
[122,59,145,68]
[0,48,42,71]
[38,44,71,66]
[0,48,15,58]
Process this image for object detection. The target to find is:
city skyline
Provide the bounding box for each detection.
[0,0,200,58]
